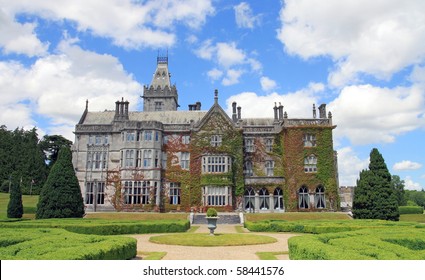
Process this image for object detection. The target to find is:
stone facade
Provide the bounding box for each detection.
[72,56,339,213]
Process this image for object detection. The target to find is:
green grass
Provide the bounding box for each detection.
[0,193,39,220]
[256,251,289,260]
[85,212,188,220]
[149,233,277,247]
[235,225,247,233]
[187,226,199,233]
[399,214,425,223]
[245,212,351,222]
[138,251,167,260]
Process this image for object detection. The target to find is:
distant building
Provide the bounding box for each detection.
[72,56,339,213]
[339,186,355,211]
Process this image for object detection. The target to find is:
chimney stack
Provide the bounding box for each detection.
[319,104,327,119]
[273,102,278,122]
[278,102,284,120]
[237,106,241,120]
[232,102,237,122]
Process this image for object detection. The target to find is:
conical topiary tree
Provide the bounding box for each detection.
[7,180,23,218]
[36,146,85,219]
[353,148,399,221]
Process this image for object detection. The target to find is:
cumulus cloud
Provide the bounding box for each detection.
[336,147,369,186]
[393,160,423,171]
[194,40,261,86]
[0,38,142,140]
[404,176,423,191]
[260,76,278,92]
[234,2,261,29]
[1,0,214,50]
[225,82,324,118]
[0,9,48,56]
[277,0,425,87]
[328,84,425,145]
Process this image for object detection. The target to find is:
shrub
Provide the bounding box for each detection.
[399,206,424,215]
[206,208,218,217]
[0,228,136,260]
[7,183,23,219]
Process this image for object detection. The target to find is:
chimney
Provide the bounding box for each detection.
[196,102,201,110]
[237,106,241,120]
[273,102,278,121]
[278,102,283,120]
[232,102,237,122]
[188,104,193,111]
[313,104,317,119]
[115,100,120,117]
[318,104,326,119]
[214,89,218,104]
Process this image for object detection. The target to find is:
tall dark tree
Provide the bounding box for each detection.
[39,135,73,170]
[353,148,399,221]
[36,146,85,219]
[7,179,23,218]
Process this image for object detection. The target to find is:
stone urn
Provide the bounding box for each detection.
[206,208,219,235]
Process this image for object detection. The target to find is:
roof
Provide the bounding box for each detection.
[82,110,208,125]
[240,118,275,126]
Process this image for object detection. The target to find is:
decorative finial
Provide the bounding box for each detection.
[313,104,317,119]
[214,89,218,104]
[85,99,88,110]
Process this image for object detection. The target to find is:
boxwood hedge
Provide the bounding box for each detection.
[399,206,424,215]
[0,228,136,260]
[0,218,190,235]
[288,227,425,260]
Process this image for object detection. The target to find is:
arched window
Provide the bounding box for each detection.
[244,161,253,176]
[304,155,317,173]
[274,188,284,210]
[315,186,326,209]
[298,186,309,209]
[244,188,255,212]
[259,188,270,210]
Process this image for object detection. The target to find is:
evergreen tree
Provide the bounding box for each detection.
[7,179,23,218]
[39,135,73,170]
[353,148,399,221]
[391,175,406,206]
[36,146,85,219]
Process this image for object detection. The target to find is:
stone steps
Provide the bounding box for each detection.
[192,213,241,225]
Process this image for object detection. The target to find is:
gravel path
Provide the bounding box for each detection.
[130,225,299,260]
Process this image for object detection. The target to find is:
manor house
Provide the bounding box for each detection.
[72,56,339,213]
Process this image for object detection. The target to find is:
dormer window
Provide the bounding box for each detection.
[303,134,316,147]
[211,135,222,147]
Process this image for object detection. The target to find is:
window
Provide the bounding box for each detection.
[87,152,106,170]
[169,182,181,205]
[136,150,142,168]
[265,138,273,152]
[124,181,150,204]
[154,151,160,168]
[154,101,163,111]
[274,188,284,210]
[95,135,102,145]
[143,150,152,168]
[304,155,317,173]
[244,161,253,176]
[89,135,108,145]
[303,134,316,147]
[259,188,270,210]
[126,132,135,142]
[202,156,232,173]
[299,186,309,209]
[180,152,190,169]
[182,135,190,144]
[210,135,222,147]
[144,130,152,141]
[203,186,230,206]
[245,138,254,152]
[155,131,160,142]
[125,150,134,167]
[85,181,105,205]
[244,188,255,211]
[315,186,326,209]
[265,160,274,176]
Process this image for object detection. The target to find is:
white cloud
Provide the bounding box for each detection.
[225,82,323,118]
[404,176,423,191]
[393,160,423,171]
[0,38,142,140]
[277,0,425,87]
[222,69,243,86]
[1,0,214,50]
[336,147,369,186]
[328,84,425,145]
[234,2,261,29]
[207,68,223,81]
[0,9,48,56]
[260,76,277,92]
[216,42,247,69]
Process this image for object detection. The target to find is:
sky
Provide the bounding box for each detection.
[0,0,424,190]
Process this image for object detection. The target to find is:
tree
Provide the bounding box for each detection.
[352,148,399,221]
[36,146,85,219]
[391,175,406,206]
[7,179,23,218]
[39,135,73,170]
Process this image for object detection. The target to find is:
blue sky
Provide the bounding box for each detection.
[0,0,424,190]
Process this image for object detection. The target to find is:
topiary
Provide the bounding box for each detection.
[206,208,218,217]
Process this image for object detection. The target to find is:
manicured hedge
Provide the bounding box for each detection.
[0,218,190,235]
[399,206,424,215]
[288,227,425,260]
[0,228,136,260]
[245,219,417,234]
